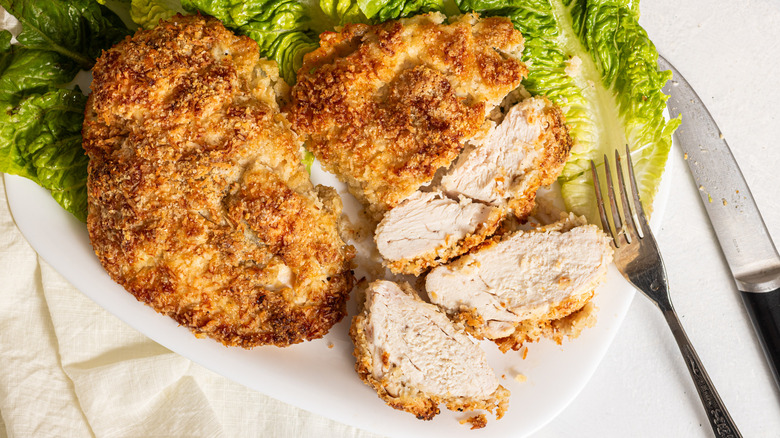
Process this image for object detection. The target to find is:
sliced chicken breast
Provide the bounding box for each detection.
[350,280,509,420]
[288,12,527,217]
[441,96,571,219]
[374,191,504,275]
[425,214,612,352]
[374,96,572,275]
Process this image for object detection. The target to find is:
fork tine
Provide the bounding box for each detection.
[624,144,651,235]
[590,160,616,244]
[602,154,624,240]
[614,149,637,243]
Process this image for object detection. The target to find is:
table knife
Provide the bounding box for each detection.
[659,55,780,389]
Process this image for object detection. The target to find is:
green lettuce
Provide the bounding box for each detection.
[456,0,678,221]
[358,0,451,21]
[0,2,130,221]
[0,33,89,221]
[178,0,452,83]
[130,0,186,29]
[319,0,364,25]
[0,32,79,105]
[302,149,315,174]
[0,88,90,221]
[0,0,130,70]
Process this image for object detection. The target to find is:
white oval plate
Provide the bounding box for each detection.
[4,147,671,437]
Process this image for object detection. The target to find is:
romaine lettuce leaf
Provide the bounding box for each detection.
[130,0,186,29]
[358,0,450,21]
[302,149,315,174]
[0,31,79,105]
[315,0,454,27]
[0,88,90,221]
[0,0,131,69]
[456,0,678,222]
[0,2,131,221]
[318,0,365,25]
[248,28,318,84]
[0,29,88,219]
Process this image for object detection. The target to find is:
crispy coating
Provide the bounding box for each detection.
[288,13,527,216]
[462,414,488,430]
[507,100,572,219]
[459,291,597,353]
[83,15,354,348]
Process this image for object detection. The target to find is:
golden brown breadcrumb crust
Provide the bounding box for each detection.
[83,15,354,348]
[288,13,527,217]
[349,284,509,421]
[450,290,596,353]
[492,292,597,353]
[508,98,572,219]
[461,414,488,429]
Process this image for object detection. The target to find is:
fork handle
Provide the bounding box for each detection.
[662,308,742,438]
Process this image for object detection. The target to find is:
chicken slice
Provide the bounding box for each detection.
[374,191,504,275]
[350,280,509,420]
[425,214,612,352]
[440,96,572,219]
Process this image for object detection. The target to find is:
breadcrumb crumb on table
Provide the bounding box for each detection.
[460,414,488,429]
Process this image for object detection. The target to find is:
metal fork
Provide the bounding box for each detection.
[590,145,741,438]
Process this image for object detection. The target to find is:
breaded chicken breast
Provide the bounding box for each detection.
[375,96,572,275]
[425,214,612,352]
[350,280,509,420]
[288,12,527,217]
[83,15,354,348]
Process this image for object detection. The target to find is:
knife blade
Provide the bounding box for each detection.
[659,54,780,388]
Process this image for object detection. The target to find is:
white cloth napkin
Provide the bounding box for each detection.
[0,174,383,437]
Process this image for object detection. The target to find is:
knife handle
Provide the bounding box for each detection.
[740,288,780,387]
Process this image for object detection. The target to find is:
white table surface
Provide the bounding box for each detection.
[3,1,780,437]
